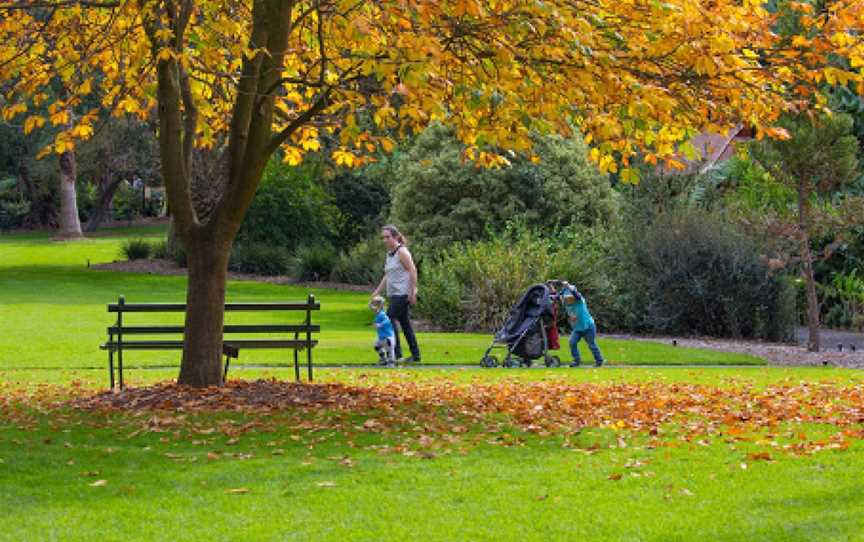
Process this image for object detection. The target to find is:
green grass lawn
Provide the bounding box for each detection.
[3,229,863,541]
[2,368,864,541]
[0,228,763,374]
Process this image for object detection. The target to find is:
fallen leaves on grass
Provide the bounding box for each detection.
[3,378,864,460]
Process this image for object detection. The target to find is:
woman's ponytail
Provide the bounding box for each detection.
[382,224,408,246]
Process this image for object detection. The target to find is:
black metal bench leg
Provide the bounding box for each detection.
[223,353,231,384]
[294,349,300,381]
[109,350,114,390]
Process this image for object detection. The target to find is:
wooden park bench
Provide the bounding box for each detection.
[100,295,320,390]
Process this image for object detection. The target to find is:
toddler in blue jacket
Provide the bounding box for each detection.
[370,296,396,366]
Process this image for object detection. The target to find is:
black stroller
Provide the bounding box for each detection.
[480,283,562,368]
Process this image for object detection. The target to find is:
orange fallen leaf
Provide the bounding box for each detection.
[224,488,249,494]
[747,452,773,461]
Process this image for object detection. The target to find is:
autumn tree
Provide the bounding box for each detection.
[2,0,863,386]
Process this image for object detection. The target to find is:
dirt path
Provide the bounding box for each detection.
[607,333,864,368]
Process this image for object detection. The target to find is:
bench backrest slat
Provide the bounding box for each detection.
[107,324,321,334]
[108,302,321,312]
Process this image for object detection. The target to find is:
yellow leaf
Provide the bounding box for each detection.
[36,145,53,160]
[24,115,46,135]
[49,109,70,126]
[120,98,139,114]
[620,168,640,184]
[2,103,27,121]
[282,146,303,166]
[301,138,320,151]
[157,48,174,62]
[89,479,108,487]
[332,149,355,167]
[71,124,95,139]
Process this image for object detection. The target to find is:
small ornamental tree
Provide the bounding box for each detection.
[2,0,863,386]
[749,113,860,352]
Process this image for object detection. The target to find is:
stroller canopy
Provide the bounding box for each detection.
[495,284,554,344]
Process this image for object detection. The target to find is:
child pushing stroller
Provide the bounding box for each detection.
[479,283,562,368]
[556,281,605,367]
[480,280,604,368]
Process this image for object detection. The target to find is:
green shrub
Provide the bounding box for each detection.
[822,270,864,331]
[0,198,30,230]
[76,180,97,222]
[330,236,384,285]
[229,243,291,276]
[293,244,338,281]
[173,244,187,268]
[418,228,553,331]
[151,239,169,260]
[328,171,390,251]
[630,209,795,341]
[546,226,626,332]
[112,182,140,222]
[390,124,618,251]
[121,238,151,260]
[238,159,338,251]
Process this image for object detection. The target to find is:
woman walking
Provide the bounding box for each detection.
[372,225,421,363]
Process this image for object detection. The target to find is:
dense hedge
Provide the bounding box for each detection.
[417,216,796,341]
[628,209,796,341]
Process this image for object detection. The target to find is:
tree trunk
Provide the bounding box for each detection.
[57,149,83,238]
[84,175,122,232]
[178,240,231,387]
[798,180,820,352]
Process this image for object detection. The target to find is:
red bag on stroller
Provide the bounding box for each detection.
[545,303,560,350]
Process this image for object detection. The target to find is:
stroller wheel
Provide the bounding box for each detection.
[503,355,518,368]
[544,355,561,368]
[480,355,499,368]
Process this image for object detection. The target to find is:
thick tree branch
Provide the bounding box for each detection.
[155,57,197,235]
[179,64,198,183]
[266,92,330,155]
[214,0,294,241]
[225,0,270,189]
[0,0,118,9]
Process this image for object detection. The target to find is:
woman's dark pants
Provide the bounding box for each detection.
[387,295,421,361]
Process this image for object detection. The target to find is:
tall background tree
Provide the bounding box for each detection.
[1,0,863,386]
[749,113,860,352]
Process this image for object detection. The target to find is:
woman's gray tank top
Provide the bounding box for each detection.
[384,245,411,296]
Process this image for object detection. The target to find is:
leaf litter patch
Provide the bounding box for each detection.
[2,378,864,458]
